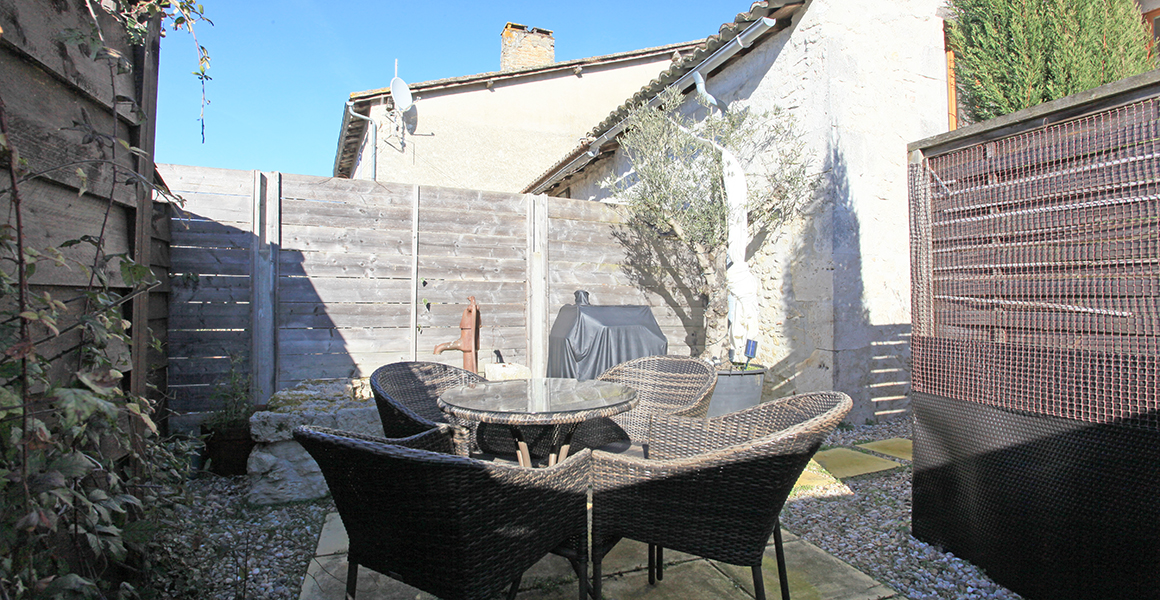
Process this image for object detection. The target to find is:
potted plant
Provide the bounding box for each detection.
[201,357,256,476]
[708,340,766,417]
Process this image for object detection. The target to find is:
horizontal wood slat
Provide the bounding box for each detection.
[168,164,709,411]
[277,349,531,387]
[278,301,525,329]
[548,196,627,223]
[159,164,253,196]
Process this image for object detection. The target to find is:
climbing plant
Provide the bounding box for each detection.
[0,1,210,597]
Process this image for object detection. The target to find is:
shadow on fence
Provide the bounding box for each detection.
[167,208,354,423]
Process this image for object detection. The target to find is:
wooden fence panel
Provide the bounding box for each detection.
[546,196,706,356]
[163,166,255,411]
[2,1,168,424]
[164,165,707,414]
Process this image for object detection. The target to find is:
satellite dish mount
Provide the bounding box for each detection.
[388,59,414,147]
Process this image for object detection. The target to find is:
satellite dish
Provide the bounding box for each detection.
[391,76,413,112]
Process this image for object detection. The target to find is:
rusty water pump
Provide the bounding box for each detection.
[433,296,480,373]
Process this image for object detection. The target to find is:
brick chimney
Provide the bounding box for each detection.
[500,23,554,71]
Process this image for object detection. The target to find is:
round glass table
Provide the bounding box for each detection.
[438,378,637,467]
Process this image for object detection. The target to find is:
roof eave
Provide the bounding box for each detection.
[333,40,704,179]
[523,0,805,195]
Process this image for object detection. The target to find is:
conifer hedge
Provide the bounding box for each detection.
[948,0,1156,122]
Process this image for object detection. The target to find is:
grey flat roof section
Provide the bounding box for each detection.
[910,68,1160,158]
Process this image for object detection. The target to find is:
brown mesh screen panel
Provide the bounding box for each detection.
[910,99,1160,430]
[910,97,1160,600]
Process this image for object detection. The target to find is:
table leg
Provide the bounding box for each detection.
[509,426,532,468]
[517,441,532,467]
[553,423,580,466]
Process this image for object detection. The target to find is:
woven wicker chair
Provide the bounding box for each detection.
[574,355,717,453]
[370,361,485,455]
[590,391,852,600]
[294,424,591,600]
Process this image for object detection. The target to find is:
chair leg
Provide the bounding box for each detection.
[577,555,588,600]
[752,565,767,600]
[562,553,591,600]
[773,523,790,600]
[647,543,656,585]
[656,546,664,581]
[506,574,523,600]
[593,556,604,600]
[345,562,358,600]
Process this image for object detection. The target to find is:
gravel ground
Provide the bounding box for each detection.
[145,475,334,600]
[782,418,1025,600]
[145,417,1025,600]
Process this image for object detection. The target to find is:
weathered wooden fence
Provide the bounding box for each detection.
[160,164,704,420]
[1,1,168,408]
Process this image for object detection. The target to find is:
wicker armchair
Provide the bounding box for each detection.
[294,424,591,600]
[575,355,717,453]
[370,361,484,455]
[590,391,852,600]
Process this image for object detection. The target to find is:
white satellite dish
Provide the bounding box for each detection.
[391,76,413,112]
[390,59,414,112]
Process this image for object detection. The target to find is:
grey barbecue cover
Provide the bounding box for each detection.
[547,299,667,381]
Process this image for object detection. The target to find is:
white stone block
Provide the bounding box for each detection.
[246,439,328,505]
[249,411,306,443]
[334,406,384,437]
[484,363,531,381]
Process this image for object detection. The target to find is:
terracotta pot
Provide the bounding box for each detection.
[201,424,255,476]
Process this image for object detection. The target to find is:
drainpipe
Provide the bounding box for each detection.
[345,101,378,181]
[692,71,719,112]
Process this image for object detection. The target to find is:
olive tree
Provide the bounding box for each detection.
[604,87,816,362]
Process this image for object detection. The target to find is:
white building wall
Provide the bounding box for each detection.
[351,56,683,193]
[564,0,948,422]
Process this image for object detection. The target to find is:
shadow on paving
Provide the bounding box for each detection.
[298,512,901,600]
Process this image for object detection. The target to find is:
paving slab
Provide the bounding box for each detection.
[312,512,347,557]
[856,438,913,462]
[299,552,438,600]
[794,459,843,490]
[599,538,697,575]
[813,448,901,479]
[592,560,753,600]
[713,537,900,600]
[300,513,902,600]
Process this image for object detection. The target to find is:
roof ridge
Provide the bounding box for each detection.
[349,39,706,102]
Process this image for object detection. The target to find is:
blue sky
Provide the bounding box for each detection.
[155,1,748,177]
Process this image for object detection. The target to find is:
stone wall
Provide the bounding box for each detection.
[246,379,381,505]
[560,0,949,423]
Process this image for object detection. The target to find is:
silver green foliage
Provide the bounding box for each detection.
[603,87,817,258]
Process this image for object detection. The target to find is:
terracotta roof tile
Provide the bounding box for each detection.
[522,1,805,195]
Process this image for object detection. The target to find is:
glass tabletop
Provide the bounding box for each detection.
[438,377,636,425]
